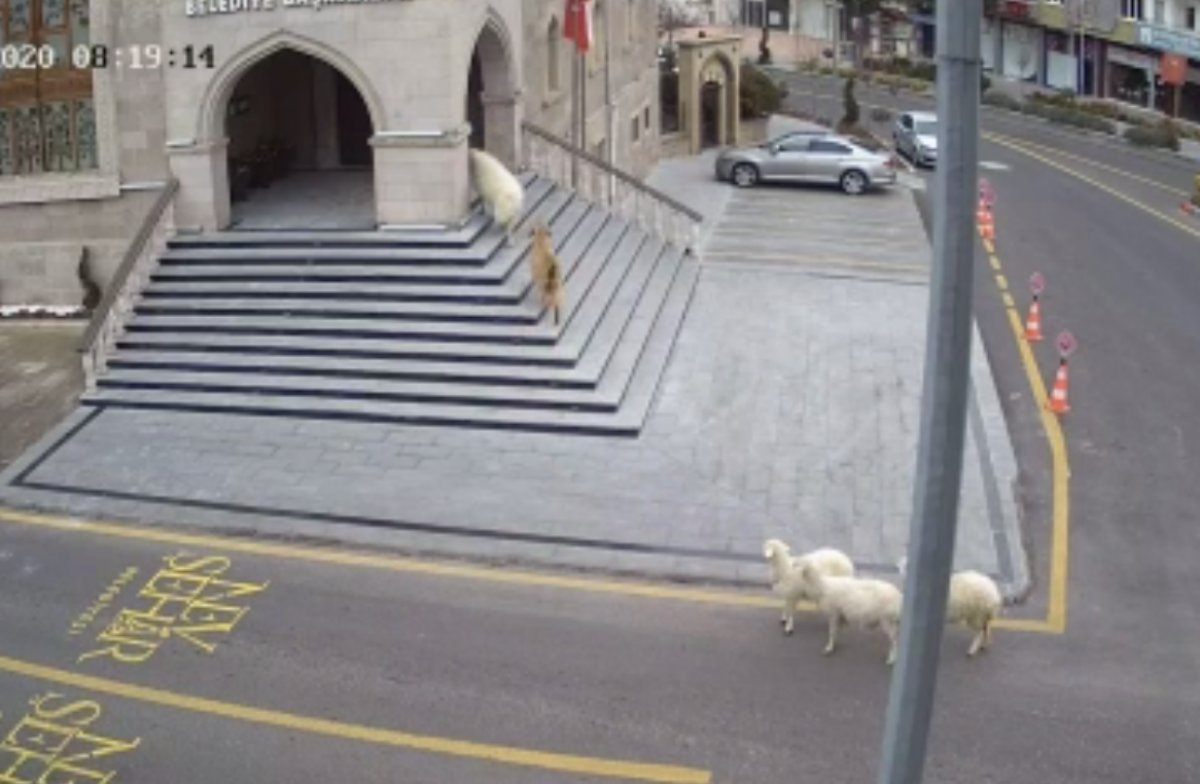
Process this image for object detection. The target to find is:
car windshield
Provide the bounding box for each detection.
[915,120,937,136]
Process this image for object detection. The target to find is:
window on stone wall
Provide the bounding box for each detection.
[547,17,561,93]
[1120,0,1144,19]
[0,0,97,177]
[631,114,639,142]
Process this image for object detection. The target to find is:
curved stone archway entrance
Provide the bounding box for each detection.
[465,17,518,168]
[223,49,375,230]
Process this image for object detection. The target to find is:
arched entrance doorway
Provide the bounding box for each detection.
[700,81,722,148]
[465,18,517,167]
[224,49,375,229]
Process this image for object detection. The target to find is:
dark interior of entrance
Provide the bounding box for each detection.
[466,51,486,150]
[700,81,722,148]
[225,49,374,229]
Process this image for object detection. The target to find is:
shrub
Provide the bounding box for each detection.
[1024,102,1117,134]
[740,63,785,118]
[841,75,860,128]
[982,91,1022,111]
[870,106,894,123]
[1124,122,1181,150]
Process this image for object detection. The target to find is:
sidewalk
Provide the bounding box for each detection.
[0,135,1028,595]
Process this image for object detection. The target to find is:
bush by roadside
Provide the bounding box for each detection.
[982,91,1022,111]
[1020,100,1117,134]
[741,62,788,118]
[1124,122,1182,151]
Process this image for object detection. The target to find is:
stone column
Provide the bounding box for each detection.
[167,138,231,232]
[370,123,473,229]
[480,89,522,170]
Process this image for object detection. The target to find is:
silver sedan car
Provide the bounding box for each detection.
[893,111,938,167]
[714,131,898,195]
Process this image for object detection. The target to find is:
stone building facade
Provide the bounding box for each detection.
[0,0,661,306]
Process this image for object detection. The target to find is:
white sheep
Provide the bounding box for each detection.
[468,148,524,247]
[762,539,855,635]
[800,561,902,666]
[897,557,1003,657]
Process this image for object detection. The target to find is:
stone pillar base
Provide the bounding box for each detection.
[167,138,230,232]
[371,124,472,229]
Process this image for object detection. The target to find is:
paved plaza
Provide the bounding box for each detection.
[0,132,1027,594]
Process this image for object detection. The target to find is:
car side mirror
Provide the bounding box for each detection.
[768,144,780,155]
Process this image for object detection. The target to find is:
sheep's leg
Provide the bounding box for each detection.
[884,621,898,666]
[823,614,840,655]
[982,617,994,649]
[782,599,796,635]
[967,626,984,658]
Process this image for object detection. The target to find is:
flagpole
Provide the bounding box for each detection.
[572,45,581,188]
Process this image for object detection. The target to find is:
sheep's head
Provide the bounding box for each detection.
[763,539,790,583]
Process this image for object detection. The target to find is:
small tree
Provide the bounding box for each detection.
[840,75,861,130]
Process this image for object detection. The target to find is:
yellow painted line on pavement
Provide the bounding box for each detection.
[995,273,1009,290]
[988,256,1002,271]
[0,653,710,784]
[0,507,1050,632]
[985,135,1200,240]
[980,223,1072,635]
[983,131,1191,198]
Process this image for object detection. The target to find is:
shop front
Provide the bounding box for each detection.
[1135,23,1200,122]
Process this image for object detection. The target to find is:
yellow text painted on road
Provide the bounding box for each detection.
[0,690,141,784]
[0,508,1054,634]
[0,653,710,784]
[979,221,1072,634]
[68,567,140,638]
[983,131,1191,198]
[77,553,268,666]
[985,134,1200,241]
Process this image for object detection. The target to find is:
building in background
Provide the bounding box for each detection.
[1,0,662,306]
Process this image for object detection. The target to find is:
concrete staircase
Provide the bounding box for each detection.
[83,173,700,436]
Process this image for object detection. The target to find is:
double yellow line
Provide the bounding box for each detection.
[982,132,1200,241]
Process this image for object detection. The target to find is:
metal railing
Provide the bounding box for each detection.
[520,121,703,252]
[79,178,179,390]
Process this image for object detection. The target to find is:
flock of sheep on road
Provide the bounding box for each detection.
[763,539,1003,666]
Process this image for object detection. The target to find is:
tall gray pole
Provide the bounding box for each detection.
[875,0,981,782]
[603,0,615,204]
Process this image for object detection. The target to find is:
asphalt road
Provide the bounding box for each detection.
[1,80,1199,783]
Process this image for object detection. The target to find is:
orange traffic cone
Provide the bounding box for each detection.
[1047,359,1070,414]
[1025,295,1043,342]
[977,205,995,240]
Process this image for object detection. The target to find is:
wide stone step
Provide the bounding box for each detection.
[165,172,538,251]
[87,259,700,436]
[115,232,666,368]
[108,245,685,394]
[139,280,528,305]
[148,190,583,286]
[134,298,542,325]
[163,176,555,264]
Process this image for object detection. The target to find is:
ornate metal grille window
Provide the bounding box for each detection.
[0,0,96,177]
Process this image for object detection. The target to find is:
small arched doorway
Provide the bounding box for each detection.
[700,81,722,148]
[224,49,375,229]
[465,18,517,167]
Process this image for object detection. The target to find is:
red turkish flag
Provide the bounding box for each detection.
[563,0,593,54]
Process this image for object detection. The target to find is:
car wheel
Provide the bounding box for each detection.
[840,169,868,195]
[731,163,760,188]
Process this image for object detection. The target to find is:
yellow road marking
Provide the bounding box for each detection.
[986,241,1072,634]
[995,274,1009,290]
[985,135,1200,240]
[982,238,996,255]
[0,653,710,784]
[989,256,1002,271]
[0,507,1049,632]
[983,131,1191,198]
